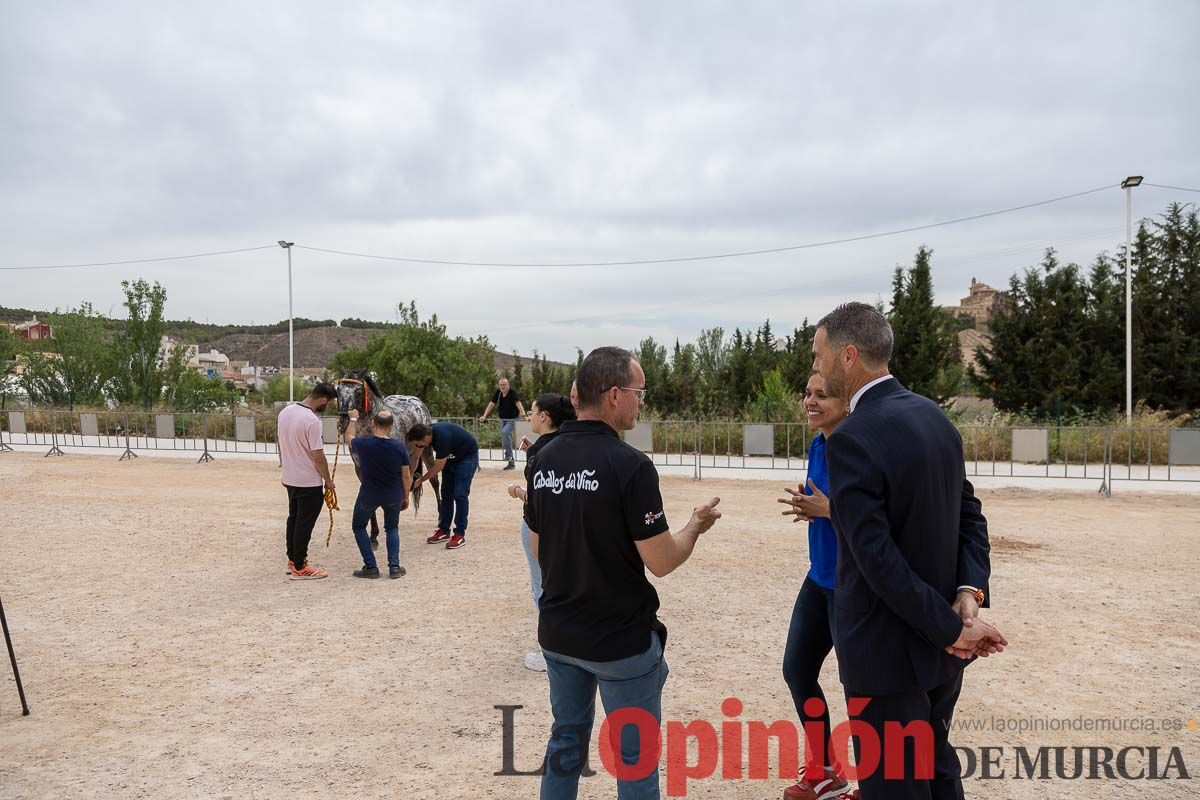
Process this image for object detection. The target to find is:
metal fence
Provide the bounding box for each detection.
[2,408,1198,486]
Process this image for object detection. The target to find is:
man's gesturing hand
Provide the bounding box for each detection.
[688,497,722,534]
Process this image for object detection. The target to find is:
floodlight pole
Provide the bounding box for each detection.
[1121,177,1142,426]
[279,241,295,402]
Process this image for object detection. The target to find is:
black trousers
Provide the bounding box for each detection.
[285,485,325,567]
[845,671,965,800]
[782,576,838,770]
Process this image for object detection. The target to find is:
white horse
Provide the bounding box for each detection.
[336,370,440,543]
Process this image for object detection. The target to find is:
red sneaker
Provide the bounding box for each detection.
[427,529,451,544]
[783,767,849,800]
[446,534,466,550]
[289,563,328,581]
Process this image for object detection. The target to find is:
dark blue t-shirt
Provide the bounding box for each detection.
[351,435,411,507]
[432,422,479,461]
[805,433,838,590]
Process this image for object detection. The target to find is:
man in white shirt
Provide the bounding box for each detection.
[278,383,337,580]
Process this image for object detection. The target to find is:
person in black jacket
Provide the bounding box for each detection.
[808,302,1006,800]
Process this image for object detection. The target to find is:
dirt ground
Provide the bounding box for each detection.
[0,452,1197,799]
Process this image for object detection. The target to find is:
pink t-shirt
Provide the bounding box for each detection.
[278,403,325,487]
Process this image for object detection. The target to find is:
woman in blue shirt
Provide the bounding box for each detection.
[779,371,850,800]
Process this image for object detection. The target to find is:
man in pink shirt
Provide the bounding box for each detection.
[278,383,338,580]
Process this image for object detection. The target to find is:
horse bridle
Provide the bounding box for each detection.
[337,378,371,417]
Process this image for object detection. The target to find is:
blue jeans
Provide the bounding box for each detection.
[500,418,517,461]
[438,454,478,535]
[541,632,669,800]
[352,499,401,569]
[521,518,543,608]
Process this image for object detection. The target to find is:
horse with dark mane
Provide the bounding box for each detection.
[336,370,440,544]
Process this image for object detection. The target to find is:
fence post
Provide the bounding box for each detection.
[0,412,11,453]
[1098,429,1112,497]
[198,415,214,463]
[119,412,138,461]
[44,412,65,457]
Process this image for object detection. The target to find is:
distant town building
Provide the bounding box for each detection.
[946,278,1008,331]
[189,348,231,379]
[159,335,199,365]
[12,317,52,341]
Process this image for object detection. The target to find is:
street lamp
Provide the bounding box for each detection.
[1120,177,1142,425]
[278,241,295,402]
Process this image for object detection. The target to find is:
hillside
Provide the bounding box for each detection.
[199,327,373,369]
[4,306,574,373]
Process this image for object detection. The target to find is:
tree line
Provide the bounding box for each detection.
[973,202,1200,416]
[5,201,1195,420]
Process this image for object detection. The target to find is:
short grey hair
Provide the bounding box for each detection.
[576,346,635,408]
[817,302,893,367]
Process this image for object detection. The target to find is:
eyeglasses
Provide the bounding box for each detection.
[617,386,647,400]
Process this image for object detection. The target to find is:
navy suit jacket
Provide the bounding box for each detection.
[827,377,990,695]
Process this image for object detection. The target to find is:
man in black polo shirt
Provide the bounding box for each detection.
[479,377,525,470]
[525,346,721,800]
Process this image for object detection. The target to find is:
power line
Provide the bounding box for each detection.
[1144,182,1200,194]
[485,225,1131,336]
[297,184,1117,268]
[0,245,279,271]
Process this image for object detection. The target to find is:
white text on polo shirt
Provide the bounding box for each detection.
[533,469,599,494]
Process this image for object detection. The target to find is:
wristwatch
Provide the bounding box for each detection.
[958,585,985,604]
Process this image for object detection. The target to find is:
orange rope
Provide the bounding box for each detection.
[324,436,341,546]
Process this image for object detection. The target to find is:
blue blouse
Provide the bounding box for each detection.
[804,433,837,590]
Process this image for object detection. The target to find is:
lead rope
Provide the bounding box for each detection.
[324,436,341,546]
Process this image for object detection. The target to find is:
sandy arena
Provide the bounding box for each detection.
[0,452,1197,799]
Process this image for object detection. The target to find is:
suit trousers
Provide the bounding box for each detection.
[845,671,965,800]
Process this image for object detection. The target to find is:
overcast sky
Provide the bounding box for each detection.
[2,1,1197,362]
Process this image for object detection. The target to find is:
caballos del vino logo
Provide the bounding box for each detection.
[493,700,1194,796]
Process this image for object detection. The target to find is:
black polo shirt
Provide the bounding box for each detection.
[524,419,671,662]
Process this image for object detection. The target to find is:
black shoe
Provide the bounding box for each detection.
[353,566,381,579]
[389,565,406,579]
[370,536,379,549]
[504,461,516,470]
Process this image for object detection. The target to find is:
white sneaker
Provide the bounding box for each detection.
[524,650,547,672]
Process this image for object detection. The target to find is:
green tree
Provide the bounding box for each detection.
[328,301,494,415]
[670,340,699,416]
[971,250,1090,414]
[780,320,816,394]
[745,367,800,423]
[265,375,309,403]
[634,337,671,412]
[888,246,962,404]
[173,372,241,412]
[113,279,178,410]
[17,304,116,408]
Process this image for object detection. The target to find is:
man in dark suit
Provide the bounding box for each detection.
[807,302,1006,800]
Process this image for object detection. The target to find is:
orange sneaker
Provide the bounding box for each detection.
[289,563,328,580]
[286,559,295,575]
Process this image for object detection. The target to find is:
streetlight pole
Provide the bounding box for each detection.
[278,241,295,402]
[1120,177,1142,426]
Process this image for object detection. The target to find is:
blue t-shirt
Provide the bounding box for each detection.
[805,433,837,590]
[431,422,479,461]
[351,435,411,507]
